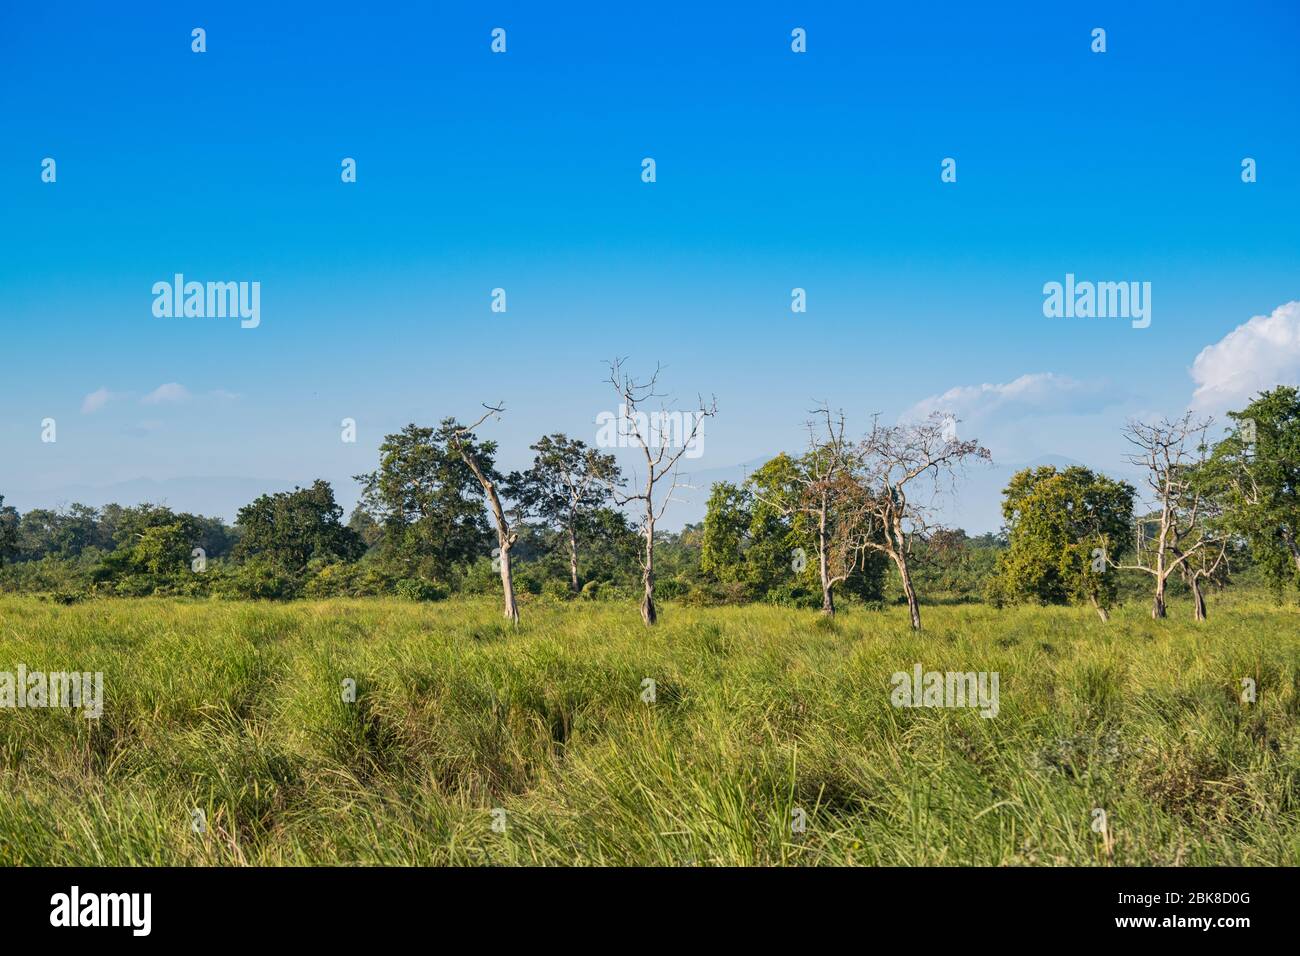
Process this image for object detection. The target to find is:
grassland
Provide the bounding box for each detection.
[0,593,1296,865]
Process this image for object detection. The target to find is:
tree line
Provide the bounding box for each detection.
[1,376,1296,628]
[703,386,1299,627]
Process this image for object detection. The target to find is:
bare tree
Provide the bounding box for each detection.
[450,404,519,624]
[856,412,991,630]
[1115,413,1222,620]
[752,406,875,616]
[604,359,716,626]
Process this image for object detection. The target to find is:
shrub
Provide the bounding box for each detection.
[395,578,448,602]
[541,577,574,601]
[460,558,499,595]
[656,575,690,600]
[214,559,299,600]
[304,561,400,597]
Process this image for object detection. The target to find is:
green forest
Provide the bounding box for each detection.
[2,385,1297,622]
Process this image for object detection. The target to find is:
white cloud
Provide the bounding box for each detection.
[141,382,192,405]
[903,372,1110,424]
[80,387,118,414]
[1190,301,1300,414]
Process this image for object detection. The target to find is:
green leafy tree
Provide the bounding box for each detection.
[132,522,196,577]
[750,413,878,617]
[235,480,363,572]
[1209,386,1300,592]
[346,506,383,550]
[16,505,107,559]
[700,481,750,584]
[745,457,827,600]
[573,507,640,588]
[355,421,493,587]
[0,497,19,566]
[92,505,224,591]
[100,503,234,558]
[506,433,622,592]
[910,529,1003,603]
[991,466,1135,620]
[702,457,886,607]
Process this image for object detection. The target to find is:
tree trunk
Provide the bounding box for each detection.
[641,514,657,626]
[1190,577,1206,622]
[1151,507,1170,620]
[498,538,519,623]
[567,524,580,593]
[1151,577,1167,619]
[893,551,921,630]
[889,518,921,630]
[456,439,518,625]
[1089,593,1109,622]
[1284,529,1300,573]
[821,577,835,616]
[818,500,834,616]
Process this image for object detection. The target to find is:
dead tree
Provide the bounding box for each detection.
[605,359,716,626]
[451,404,519,624]
[1115,414,1221,620]
[1174,443,1231,622]
[752,406,874,616]
[857,412,991,631]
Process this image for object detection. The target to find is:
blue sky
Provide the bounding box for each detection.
[2,1,1298,530]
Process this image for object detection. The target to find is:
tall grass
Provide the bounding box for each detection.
[0,594,1295,865]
